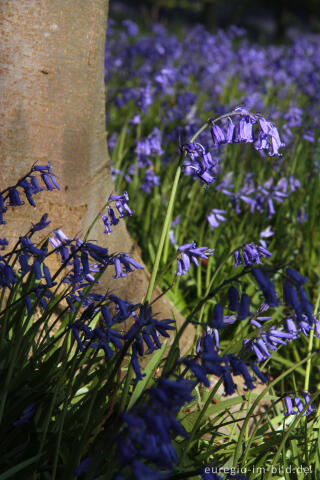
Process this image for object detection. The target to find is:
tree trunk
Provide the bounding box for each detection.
[0,0,194,349]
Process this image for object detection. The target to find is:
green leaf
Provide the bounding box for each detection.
[0,455,42,479]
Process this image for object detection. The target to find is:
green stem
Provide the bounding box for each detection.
[144,121,210,304]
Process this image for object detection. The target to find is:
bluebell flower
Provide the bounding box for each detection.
[209,304,225,329]
[135,127,163,161]
[255,177,288,218]
[83,242,110,264]
[211,124,225,145]
[9,188,24,206]
[236,117,255,143]
[284,395,297,416]
[228,286,239,312]
[30,213,51,233]
[283,281,303,318]
[109,295,135,323]
[255,117,284,156]
[112,253,144,279]
[0,238,8,250]
[108,191,133,218]
[101,214,113,234]
[202,470,223,480]
[137,82,153,113]
[221,174,256,214]
[18,178,36,207]
[19,254,31,275]
[141,168,160,193]
[30,175,44,194]
[286,268,308,286]
[252,268,279,307]
[74,457,93,477]
[234,243,272,267]
[183,357,210,387]
[207,208,227,229]
[169,215,181,246]
[251,363,268,383]
[118,377,193,472]
[124,305,175,378]
[13,403,36,427]
[182,143,216,186]
[176,242,214,276]
[132,460,166,480]
[259,226,274,248]
[244,325,296,362]
[20,236,47,259]
[122,19,139,36]
[228,355,255,391]
[238,293,251,320]
[0,194,7,224]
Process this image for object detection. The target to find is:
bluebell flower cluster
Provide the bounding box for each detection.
[207,208,227,230]
[191,327,268,394]
[176,242,214,276]
[1,163,59,222]
[233,243,272,268]
[284,393,315,417]
[118,377,194,476]
[182,142,217,186]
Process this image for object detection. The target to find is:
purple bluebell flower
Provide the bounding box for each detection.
[252,268,279,307]
[222,174,256,214]
[226,119,236,143]
[207,208,227,229]
[108,191,133,218]
[20,236,47,259]
[30,176,44,194]
[283,281,303,318]
[182,143,217,186]
[254,117,284,156]
[228,355,255,391]
[112,253,144,279]
[202,469,223,480]
[122,19,139,36]
[13,403,36,427]
[255,177,288,218]
[141,168,160,193]
[0,238,8,250]
[228,286,239,312]
[251,363,268,383]
[209,304,225,329]
[137,83,153,113]
[183,358,210,387]
[74,457,93,477]
[101,214,113,234]
[211,124,225,145]
[9,188,24,206]
[234,243,272,268]
[236,117,254,143]
[30,213,51,233]
[303,392,315,415]
[286,268,308,286]
[284,395,297,416]
[18,178,36,207]
[176,242,214,276]
[238,293,251,320]
[169,215,181,246]
[259,226,274,249]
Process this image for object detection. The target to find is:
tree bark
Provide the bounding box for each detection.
[0,0,194,350]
